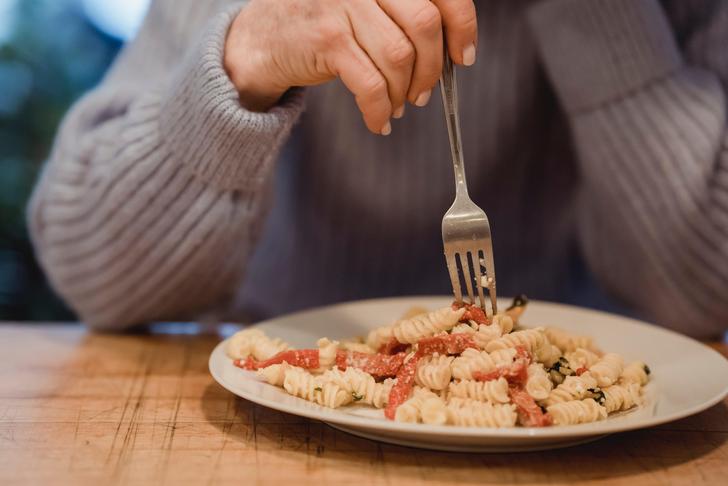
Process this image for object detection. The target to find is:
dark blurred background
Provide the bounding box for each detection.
[0,0,149,321]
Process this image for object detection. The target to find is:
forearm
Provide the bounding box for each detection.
[528,0,728,337]
[29,4,304,330]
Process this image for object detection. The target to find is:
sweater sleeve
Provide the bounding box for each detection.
[527,0,728,338]
[27,0,305,330]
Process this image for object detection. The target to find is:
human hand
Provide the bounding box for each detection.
[224,0,477,135]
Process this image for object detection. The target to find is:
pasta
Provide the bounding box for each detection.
[365,324,395,351]
[589,353,624,387]
[323,368,394,408]
[485,328,547,354]
[620,361,650,386]
[544,327,600,354]
[602,383,641,413]
[547,398,607,425]
[227,328,289,361]
[543,373,599,406]
[415,354,454,391]
[451,348,517,381]
[447,377,510,403]
[229,297,650,428]
[564,348,601,370]
[282,366,351,408]
[391,306,465,344]
[395,388,448,424]
[338,340,376,354]
[313,338,339,373]
[525,363,553,401]
[446,398,518,427]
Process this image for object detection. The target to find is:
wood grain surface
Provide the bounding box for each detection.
[0,323,726,486]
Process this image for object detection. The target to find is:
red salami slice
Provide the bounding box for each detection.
[508,386,553,427]
[417,333,477,356]
[384,355,420,420]
[377,338,409,355]
[452,302,490,325]
[336,350,406,379]
[233,349,320,371]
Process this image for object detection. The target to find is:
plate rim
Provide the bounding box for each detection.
[209,296,728,439]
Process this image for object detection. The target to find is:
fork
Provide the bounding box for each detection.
[439,47,497,316]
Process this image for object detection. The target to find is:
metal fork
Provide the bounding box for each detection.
[439,48,497,316]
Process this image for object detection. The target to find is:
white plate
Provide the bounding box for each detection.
[209,296,728,452]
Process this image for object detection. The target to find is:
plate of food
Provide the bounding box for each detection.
[208,296,728,452]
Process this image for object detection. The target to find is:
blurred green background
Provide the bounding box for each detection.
[0,0,148,321]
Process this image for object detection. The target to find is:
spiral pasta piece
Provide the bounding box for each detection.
[534,343,562,368]
[589,353,624,387]
[485,328,547,354]
[543,373,598,406]
[565,348,601,370]
[525,363,553,401]
[313,338,339,374]
[365,324,395,351]
[544,327,599,354]
[395,388,448,425]
[258,363,288,386]
[415,354,454,391]
[338,340,376,354]
[491,314,514,334]
[451,323,477,335]
[547,398,607,425]
[451,348,517,380]
[447,377,510,403]
[446,398,518,427]
[322,368,394,408]
[389,307,465,344]
[619,361,650,386]
[602,384,641,413]
[473,324,505,349]
[282,366,351,408]
[226,328,290,361]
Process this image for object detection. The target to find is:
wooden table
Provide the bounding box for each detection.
[1,323,726,486]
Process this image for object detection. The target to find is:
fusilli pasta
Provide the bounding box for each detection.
[447,377,510,403]
[547,398,607,425]
[392,307,466,344]
[619,361,650,386]
[230,297,650,428]
[525,363,553,401]
[589,353,624,387]
[227,328,289,361]
[446,398,518,427]
[415,354,454,391]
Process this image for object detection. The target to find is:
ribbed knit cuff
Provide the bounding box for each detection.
[527,0,683,114]
[160,4,305,191]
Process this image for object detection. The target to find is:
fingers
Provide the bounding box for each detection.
[345,1,415,119]
[430,0,478,65]
[377,0,442,107]
[331,41,393,135]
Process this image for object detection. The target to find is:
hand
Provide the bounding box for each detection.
[224,0,477,135]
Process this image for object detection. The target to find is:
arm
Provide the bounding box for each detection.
[27,0,304,330]
[527,0,728,338]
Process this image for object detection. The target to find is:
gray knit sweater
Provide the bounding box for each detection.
[28,0,728,338]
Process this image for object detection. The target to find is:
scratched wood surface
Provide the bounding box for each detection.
[0,323,726,486]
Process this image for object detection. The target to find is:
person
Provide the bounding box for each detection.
[28,0,728,338]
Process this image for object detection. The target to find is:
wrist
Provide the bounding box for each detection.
[224,10,289,112]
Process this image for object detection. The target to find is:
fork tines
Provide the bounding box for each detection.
[445,245,497,317]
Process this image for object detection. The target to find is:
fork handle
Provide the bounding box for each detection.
[439,46,469,197]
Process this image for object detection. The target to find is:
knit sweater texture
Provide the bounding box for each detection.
[28,0,728,337]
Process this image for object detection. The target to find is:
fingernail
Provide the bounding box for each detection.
[393,105,405,119]
[381,121,392,136]
[463,43,476,66]
[414,90,432,107]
